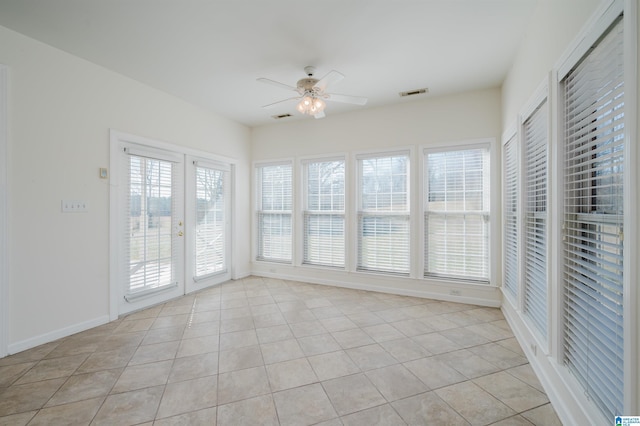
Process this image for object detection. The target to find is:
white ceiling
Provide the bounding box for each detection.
[0,0,537,127]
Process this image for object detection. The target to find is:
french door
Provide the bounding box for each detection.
[111,133,232,316]
[118,144,185,314]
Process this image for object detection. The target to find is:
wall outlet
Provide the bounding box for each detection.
[61,200,88,212]
[530,343,537,356]
[449,289,462,296]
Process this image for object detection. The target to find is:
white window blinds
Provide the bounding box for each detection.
[503,135,518,299]
[523,100,548,338]
[257,163,292,263]
[303,159,345,268]
[357,153,410,275]
[562,16,624,420]
[125,153,180,296]
[194,165,227,278]
[424,147,490,282]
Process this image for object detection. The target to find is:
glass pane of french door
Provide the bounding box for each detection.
[120,147,184,314]
[187,160,230,292]
[194,166,227,277]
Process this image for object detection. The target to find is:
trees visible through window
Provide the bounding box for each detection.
[357,153,410,275]
[194,165,226,278]
[257,163,292,262]
[424,146,490,282]
[303,159,345,268]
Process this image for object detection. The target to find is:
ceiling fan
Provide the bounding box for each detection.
[257,66,368,119]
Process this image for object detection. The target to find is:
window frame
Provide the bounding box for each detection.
[502,127,519,304]
[254,160,294,264]
[300,155,347,269]
[520,93,550,343]
[355,149,412,276]
[422,141,492,284]
[557,10,631,421]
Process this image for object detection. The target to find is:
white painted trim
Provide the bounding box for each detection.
[297,154,348,271]
[252,158,295,265]
[556,0,622,80]
[110,129,239,167]
[622,0,638,414]
[502,303,591,426]
[421,139,497,286]
[109,135,120,321]
[501,122,517,146]
[517,78,551,355]
[500,131,519,308]
[0,65,7,357]
[8,315,109,355]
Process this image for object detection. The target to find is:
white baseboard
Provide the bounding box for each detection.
[250,264,501,308]
[233,270,252,280]
[7,315,110,355]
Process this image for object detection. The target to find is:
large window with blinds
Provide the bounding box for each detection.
[256,163,293,263]
[561,16,625,420]
[503,135,518,299]
[424,146,490,282]
[357,152,410,275]
[303,158,345,268]
[523,100,548,338]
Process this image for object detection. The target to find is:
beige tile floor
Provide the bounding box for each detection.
[0,276,563,425]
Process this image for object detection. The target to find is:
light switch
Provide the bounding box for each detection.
[61,200,88,212]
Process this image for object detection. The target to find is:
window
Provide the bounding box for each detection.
[357,153,410,275]
[256,163,292,262]
[303,159,345,268]
[523,100,548,338]
[194,163,228,279]
[424,146,490,282]
[503,134,518,299]
[561,16,625,420]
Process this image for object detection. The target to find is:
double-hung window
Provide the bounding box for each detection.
[256,162,293,263]
[561,15,625,420]
[522,99,548,338]
[503,134,519,299]
[303,158,345,268]
[424,146,490,282]
[357,152,410,275]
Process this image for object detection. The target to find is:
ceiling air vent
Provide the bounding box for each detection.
[272,113,292,119]
[399,88,428,97]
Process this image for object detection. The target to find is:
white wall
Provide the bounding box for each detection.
[501,0,601,126]
[253,88,501,159]
[500,0,639,423]
[0,25,251,352]
[251,88,504,307]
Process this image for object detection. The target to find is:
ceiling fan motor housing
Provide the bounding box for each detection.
[297,78,320,92]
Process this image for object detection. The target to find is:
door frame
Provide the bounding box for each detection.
[0,65,8,356]
[109,130,236,320]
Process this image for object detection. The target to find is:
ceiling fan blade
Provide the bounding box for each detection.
[257,78,297,92]
[314,111,326,119]
[325,93,368,106]
[315,70,344,91]
[261,97,300,109]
